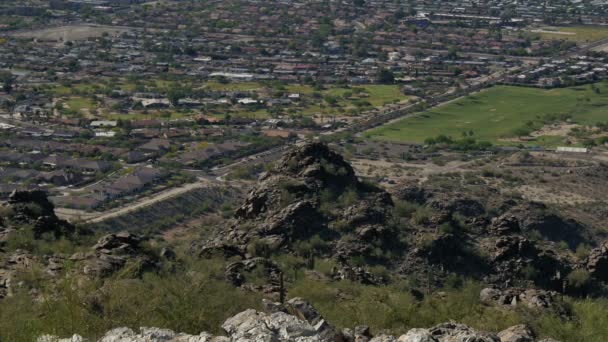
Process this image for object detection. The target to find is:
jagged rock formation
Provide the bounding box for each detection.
[194,142,399,289]
[38,298,557,342]
[72,232,156,278]
[393,184,593,292]
[0,232,155,299]
[586,242,608,281]
[1,190,75,239]
[192,142,608,294]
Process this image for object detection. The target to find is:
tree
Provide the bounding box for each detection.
[567,269,591,295]
[447,46,459,60]
[0,71,13,93]
[377,68,395,84]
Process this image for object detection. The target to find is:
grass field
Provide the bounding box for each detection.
[535,26,608,43]
[49,79,408,120]
[365,84,608,146]
[65,97,96,113]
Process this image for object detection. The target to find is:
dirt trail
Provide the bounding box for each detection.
[56,179,213,223]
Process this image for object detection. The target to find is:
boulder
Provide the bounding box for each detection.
[225,257,282,289]
[37,335,84,342]
[491,214,521,235]
[5,190,75,238]
[398,328,437,342]
[428,322,499,342]
[587,242,608,281]
[370,334,397,342]
[497,325,535,342]
[480,287,559,311]
[81,232,153,278]
[221,308,318,341]
[39,300,560,342]
[330,263,385,285]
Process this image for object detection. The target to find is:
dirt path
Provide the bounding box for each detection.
[351,158,475,184]
[56,179,213,223]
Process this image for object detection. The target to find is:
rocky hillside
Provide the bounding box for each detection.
[39,297,556,342]
[2,143,608,341]
[193,142,608,299]
[195,142,399,285]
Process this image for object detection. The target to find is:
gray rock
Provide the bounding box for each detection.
[221,308,319,341]
[37,335,84,342]
[429,322,499,342]
[37,299,559,342]
[397,329,437,342]
[480,288,558,311]
[497,325,535,342]
[96,326,214,341]
[587,242,608,281]
[370,334,397,342]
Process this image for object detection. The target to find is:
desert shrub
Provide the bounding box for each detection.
[412,206,433,225]
[567,269,591,292]
[534,298,608,341]
[338,188,359,207]
[0,258,261,341]
[289,278,521,335]
[4,227,82,256]
[393,200,419,218]
[575,244,591,261]
[246,238,271,258]
[521,264,539,281]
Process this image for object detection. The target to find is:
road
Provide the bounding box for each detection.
[56,145,295,223]
[56,178,214,223]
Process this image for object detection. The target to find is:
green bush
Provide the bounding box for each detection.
[567,269,591,292]
[0,258,261,341]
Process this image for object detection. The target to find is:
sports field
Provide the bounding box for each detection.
[534,26,608,43]
[365,84,608,146]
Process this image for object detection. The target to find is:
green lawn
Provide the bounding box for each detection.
[365,84,608,146]
[50,80,409,121]
[361,85,411,106]
[536,26,608,43]
[205,81,262,91]
[65,97,95,112]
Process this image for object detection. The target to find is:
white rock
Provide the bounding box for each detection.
[37,335,85,342]
[370,334,397,342]
[398,328,438,342]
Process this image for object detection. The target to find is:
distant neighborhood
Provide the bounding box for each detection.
[1,0,608,211]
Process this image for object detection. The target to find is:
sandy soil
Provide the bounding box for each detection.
[500,123,579,143]
[515,185,594,205]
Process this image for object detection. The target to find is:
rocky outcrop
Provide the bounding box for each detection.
[480,287,559,310]
[76,232,155,278]
[2,190,74,238]
[194,142,399,288]
[499,203,586,248]
[490,236,567,290]
[225,257,282,291]
[586,242,608,281]
[490,214,521,235]
[497,325,535,342]
[286,297,339,340]
[330,262,385,285]
[39,327,215,342]
[0,250,68,299]
[39,299,558,342]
